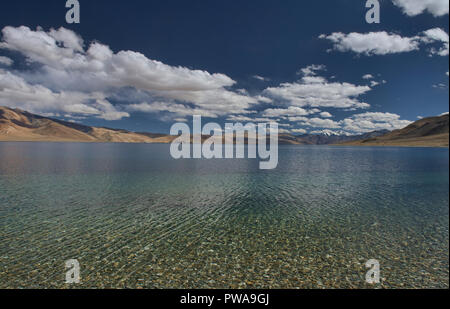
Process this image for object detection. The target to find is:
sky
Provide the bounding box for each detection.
[0,0,448,135]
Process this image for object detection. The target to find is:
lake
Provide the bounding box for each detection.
[0,142,448,288]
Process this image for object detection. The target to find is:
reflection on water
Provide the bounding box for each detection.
[0,142,448,288]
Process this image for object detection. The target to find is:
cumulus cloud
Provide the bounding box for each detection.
[291,128,307,134]
[421,28,449,56]
[362,74,374,80]
[297,118,342,129]
[392,0,449,17]
[0,56,13,66]
[320,28,449,57]
[0,70,128,120]
[262,106,315,118]
[340,112,412,133]
[93,99,130,120]
[0,26,235,92]
[255,95,273,103]
[0,26,257,120]
[310,129,352,136]
[0,26,416,135]
[127,102,219,119]
[319,112,333,118]
[319,31,420,56]
[264,66,371,110]
[289,112,412,134]
[265,82,371,109]
[298,64,326,76]
[225,115,274,123]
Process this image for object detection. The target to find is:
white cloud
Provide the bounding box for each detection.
[0,56,13,66]
[432,83,447,89]
[94,99,130,121]
[291,112,412,135]
[0,70,128,120]
[287,116,309,122]
[277,128,292,134]
[278,123,292,128]
[255,95,273,103]
[319,32,420,56]
[291,128,307,134]
[320,112,333,118]
[127,102,219,119]
[422,28,449,43]
[421,28,449,56]
[301,76,327,84]
[225,115,274,123]
[262,106,315,118]
[253,75,270,82]
[0,26,235,92]
[362,75,384,87]
[297,118,342,129]
[48,27,84,52]
[392,0,449,17]
[340,112,412,133]
[220,109,412,135]
[264,79,371,110]
[298,64,326,76]
[263,64,372,110]
[0,26,258,120]
[320,28,449,57]
[0,26,421,134]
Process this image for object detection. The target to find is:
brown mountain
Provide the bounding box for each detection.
[339,114,449,147]
[2,106,448,147]
[0,106,176,143]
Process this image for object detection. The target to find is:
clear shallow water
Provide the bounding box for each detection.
[0,142,448,289]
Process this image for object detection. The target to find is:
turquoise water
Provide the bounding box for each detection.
[0,142,448,288]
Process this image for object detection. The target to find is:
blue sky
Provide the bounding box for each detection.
[0,0,448,135]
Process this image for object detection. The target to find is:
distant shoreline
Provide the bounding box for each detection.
[1,139,448,149]
[1,106,449,148]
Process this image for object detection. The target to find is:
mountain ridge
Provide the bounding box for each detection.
[0,106,176,143]
[1,106,448,147]
[338,114,449,147]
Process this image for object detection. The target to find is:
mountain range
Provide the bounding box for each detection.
[0,106,176,143]
[279,130,390,145]
[0,106,448,147]
[338,114,449,147]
